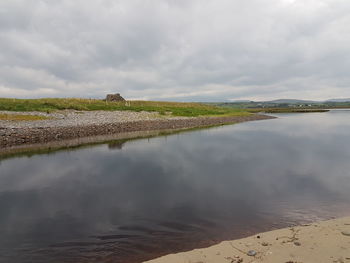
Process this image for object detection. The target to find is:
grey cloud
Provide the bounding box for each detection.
[0,0,349,100]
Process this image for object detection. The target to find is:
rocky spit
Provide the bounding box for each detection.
[0,110,275,148]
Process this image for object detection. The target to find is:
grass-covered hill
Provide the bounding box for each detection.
[0,98,250,117]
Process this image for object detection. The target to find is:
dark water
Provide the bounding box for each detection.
[1,110,350,263]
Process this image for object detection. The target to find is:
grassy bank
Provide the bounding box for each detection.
[0,98,250,117]
[0,113,49,121]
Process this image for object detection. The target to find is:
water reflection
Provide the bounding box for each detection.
[108,141,126,150]
[0,110,350,262]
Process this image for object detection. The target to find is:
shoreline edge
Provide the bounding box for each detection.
[145,216,350,263]
[0,114,275,149]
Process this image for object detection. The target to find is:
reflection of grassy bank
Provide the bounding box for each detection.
[0,98,250,117]
[0,138,129,161]
[248,108,329,113]
[0,125,230,161]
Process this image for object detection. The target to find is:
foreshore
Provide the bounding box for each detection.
[146,216,350,263]
[0,110,275,148]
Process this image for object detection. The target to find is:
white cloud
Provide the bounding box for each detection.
[0,0,349,101]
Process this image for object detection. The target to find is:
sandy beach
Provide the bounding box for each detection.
[146,217,350,263]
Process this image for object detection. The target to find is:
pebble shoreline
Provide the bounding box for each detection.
[0,111,275,148]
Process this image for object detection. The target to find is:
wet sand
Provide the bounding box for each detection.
[146,216,350,263]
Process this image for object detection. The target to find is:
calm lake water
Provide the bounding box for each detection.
[1,110,350,263]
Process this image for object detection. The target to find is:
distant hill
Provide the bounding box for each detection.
[212,98,350,108]
[326,98,350,103]
[264,99,317,104]
[229,100,252,103]
[231,98,350,104]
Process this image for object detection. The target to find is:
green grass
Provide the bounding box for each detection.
[0,98,250,117]
[0,113,49,121]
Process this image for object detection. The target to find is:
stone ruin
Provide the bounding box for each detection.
[105,93,125,102]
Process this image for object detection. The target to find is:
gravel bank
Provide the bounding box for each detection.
[0,110,275,148]
[0,110,171,128]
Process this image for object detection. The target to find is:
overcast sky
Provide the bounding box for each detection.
[0,0,349,101]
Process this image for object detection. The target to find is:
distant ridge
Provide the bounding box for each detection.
[229,100,252,103]
[264,99,317,104]
[326,98,350,102]
[229,98,350,104]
